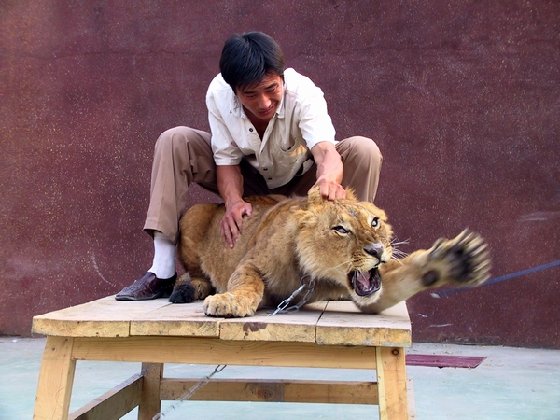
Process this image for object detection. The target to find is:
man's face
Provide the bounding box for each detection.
[236,73,284,124]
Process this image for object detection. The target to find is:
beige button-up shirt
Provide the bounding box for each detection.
[206,68,336,189]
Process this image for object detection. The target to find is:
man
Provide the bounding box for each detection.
[116,31,382,301]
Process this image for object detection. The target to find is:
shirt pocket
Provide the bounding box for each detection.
[277,135,297,152]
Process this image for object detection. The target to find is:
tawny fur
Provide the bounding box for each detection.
[174,187,491,317]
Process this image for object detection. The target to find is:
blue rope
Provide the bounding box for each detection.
[433,259,560,298]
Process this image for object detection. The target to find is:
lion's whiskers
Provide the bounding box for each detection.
[390,237,410,260]
[390,238,410,247]
[391,249,409,260]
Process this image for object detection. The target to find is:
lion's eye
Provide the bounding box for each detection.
[332,225,350,234]
[371,217,380,229]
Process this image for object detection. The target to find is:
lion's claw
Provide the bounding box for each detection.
[427,229,491,287]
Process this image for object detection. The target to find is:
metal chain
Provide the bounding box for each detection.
[152,364,227,419]
[153,276,315,418]
[270,276,316,315]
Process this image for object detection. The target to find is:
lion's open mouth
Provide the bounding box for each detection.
[350,268,382,297]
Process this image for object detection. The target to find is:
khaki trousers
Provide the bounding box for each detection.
[144,126,383,242]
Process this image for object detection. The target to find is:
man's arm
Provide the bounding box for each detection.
[311,141,346,200]
[217,165,253,248]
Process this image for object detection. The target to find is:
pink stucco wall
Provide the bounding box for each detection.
[2,1,559,347]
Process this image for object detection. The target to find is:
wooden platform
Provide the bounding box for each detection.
[32,296,413,419]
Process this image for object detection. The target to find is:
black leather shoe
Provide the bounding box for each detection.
[115,272,176,301]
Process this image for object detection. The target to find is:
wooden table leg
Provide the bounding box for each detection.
[376,346,409,420]
[34,336,76,420]
[138,362,163,420]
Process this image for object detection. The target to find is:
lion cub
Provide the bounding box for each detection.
[172,187,491,317]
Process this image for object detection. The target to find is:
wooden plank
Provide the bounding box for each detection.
[376,346,409,420]
[32,318,131,339]
[33,336,76,420]
[218,302,328,343]
[130,301,220,337]
[316,301,412,347]
[70,374,143,420]
[32,298,412,346]
[32,296,172,338]
[138,363,162,420]
[160,377,379,404]
[71,336,377,369]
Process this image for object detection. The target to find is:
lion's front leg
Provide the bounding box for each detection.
[202,261,264,317]
[421,230,491,288]
[358,230,491,313]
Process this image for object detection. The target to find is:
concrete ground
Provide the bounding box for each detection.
[1,337,559,420]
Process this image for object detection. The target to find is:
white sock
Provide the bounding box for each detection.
[147,231,176,279]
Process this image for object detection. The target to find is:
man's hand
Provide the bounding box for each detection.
[311,142,346,201]
[315,175,346,201]
[220,200,253,248]
[216,165,252,247]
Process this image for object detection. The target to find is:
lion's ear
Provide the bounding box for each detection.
[345,188,357,201]
[307,185,324,204]
[307,186,358,203]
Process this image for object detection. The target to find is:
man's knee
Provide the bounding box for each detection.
[155,126,193,153]
[154,126,211,157]
[339,136,383,166]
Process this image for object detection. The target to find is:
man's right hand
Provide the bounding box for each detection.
[220,200,253,248]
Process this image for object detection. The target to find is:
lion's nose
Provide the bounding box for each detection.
[364,243,384,259]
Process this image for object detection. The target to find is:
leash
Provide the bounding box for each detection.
[434,259,560,298]
[153,364,227,419]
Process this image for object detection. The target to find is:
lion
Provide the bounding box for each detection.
[170,186,491,317]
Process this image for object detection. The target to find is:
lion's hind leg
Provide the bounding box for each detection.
[169,273,215,303]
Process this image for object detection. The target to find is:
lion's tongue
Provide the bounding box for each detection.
[353,269,381,297]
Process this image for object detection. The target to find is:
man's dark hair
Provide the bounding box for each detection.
[219,32,285,92]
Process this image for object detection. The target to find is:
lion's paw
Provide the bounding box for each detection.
[203,292,257,317]
[422,230,491,288]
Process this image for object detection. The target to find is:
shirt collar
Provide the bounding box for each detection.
[276,88,286,119]
[231,94,246,118]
